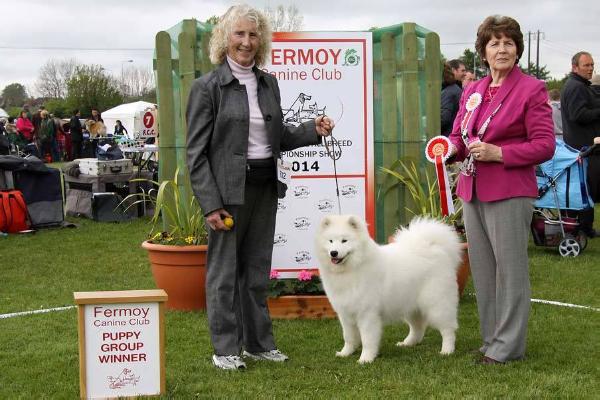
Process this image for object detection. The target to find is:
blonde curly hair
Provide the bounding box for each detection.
[209,4,272,67]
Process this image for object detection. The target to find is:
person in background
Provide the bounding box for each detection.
[91,108,103,123]
[52,115,66,161]
[38,110,57,162]
[548,89,563,141]
[70,109,83,160]
[448,15,555,365]
[0,118,9,155]
[5,117,17,136]
[31,105,45,140]
[88,108,104,157]
[114,120,128,135]
[560,51,600,237]
[591,73,600,97]
[441,62,462,136]
[588,73,600,203]
[186,4,334,371]
[463,71,476,90]
[448,59,467,88]
[16,110,34,143]
[22,104,32,120]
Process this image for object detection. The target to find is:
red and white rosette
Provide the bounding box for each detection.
[425,136,455,216]
[460,92,482,132]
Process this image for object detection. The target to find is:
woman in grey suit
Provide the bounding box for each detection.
[186,4,334,370]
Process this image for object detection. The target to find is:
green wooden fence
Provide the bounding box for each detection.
[372,23,441,241]
[153,20,441,242]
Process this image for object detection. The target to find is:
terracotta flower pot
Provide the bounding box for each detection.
[457,242,470,296]
[268,295,336,319]
[142,241,207,311]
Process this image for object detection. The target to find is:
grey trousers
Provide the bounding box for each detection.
[205,175,278,356]
[462,195,534,362]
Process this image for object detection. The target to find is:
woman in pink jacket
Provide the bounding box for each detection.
[448,16,555,364]
[16,110,34,142]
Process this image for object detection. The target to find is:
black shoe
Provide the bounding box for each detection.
[582,229,597,238]
[479,355,505,365]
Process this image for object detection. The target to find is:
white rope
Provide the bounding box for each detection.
[1,298,598,320]
[0,306,76,320]
[531,298,600,312]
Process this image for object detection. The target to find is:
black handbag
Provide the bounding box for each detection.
[97,143,124,161]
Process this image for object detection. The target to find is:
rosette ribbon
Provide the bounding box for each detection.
[425,136,454,216]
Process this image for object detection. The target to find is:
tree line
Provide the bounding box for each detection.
[1,58,156,119]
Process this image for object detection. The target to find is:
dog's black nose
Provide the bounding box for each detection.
[330,250,338,257]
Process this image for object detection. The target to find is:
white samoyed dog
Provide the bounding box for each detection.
[315,215,462,364]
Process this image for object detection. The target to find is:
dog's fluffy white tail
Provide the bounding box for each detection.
[392,217,463,270]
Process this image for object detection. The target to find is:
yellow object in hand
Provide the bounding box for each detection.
[223,217,234,228]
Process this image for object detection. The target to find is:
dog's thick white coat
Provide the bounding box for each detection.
[315,215,462,363]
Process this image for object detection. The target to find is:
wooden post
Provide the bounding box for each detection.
[379,32,400,241]
[155,31,176,187]
[74,290,168,399]
[178,20,197,205]
[401,23,420,161]
[424,32,441,140]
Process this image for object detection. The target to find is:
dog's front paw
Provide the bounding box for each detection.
[357,350,377,364]
[335,345,356,357]
[357,355,375,364]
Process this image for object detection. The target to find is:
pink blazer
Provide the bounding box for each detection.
[449,66,555,202]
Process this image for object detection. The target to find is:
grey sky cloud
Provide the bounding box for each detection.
[1,0,598,97]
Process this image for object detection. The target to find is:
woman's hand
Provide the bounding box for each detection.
[468,141,503,162]
[206,208,233,231]
[315,115,335,137]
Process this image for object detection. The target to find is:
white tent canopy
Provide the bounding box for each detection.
[102,101,155,139]
[0,108,9,118]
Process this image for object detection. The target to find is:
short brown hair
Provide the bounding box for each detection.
[442,62,456,86]
[475,15,524,69]
[571,51,592,67]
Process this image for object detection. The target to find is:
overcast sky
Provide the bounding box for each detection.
[1,0,598,97]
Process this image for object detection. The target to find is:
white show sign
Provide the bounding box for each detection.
[137,109,158,138]
[75,290,167,399]
[264,32,374,277]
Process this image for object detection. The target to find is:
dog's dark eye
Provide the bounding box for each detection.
[341,239,347,243]
[329,240,333,243]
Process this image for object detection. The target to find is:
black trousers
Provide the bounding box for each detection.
[205,160,278,355]
[71,140,82,160]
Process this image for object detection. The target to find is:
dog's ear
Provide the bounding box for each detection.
[321,216,331,228]
[347,215,361,230]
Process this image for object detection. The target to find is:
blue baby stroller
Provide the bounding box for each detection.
[530,139,596,257]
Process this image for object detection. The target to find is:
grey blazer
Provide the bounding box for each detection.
[186,61,321,215]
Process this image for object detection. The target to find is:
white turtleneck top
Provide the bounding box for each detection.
[227,56,271,159]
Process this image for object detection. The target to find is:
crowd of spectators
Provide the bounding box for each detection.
[0,105,109,162]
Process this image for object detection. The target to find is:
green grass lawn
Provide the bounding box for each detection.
[1,215,599,398]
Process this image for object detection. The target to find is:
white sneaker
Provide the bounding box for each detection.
[212,354,246,370]
[243,349,289,362]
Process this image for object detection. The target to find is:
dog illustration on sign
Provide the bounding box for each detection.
[282,93,326,125]
[108,368,140,389]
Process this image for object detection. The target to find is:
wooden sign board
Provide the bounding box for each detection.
[74,290,167,399]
